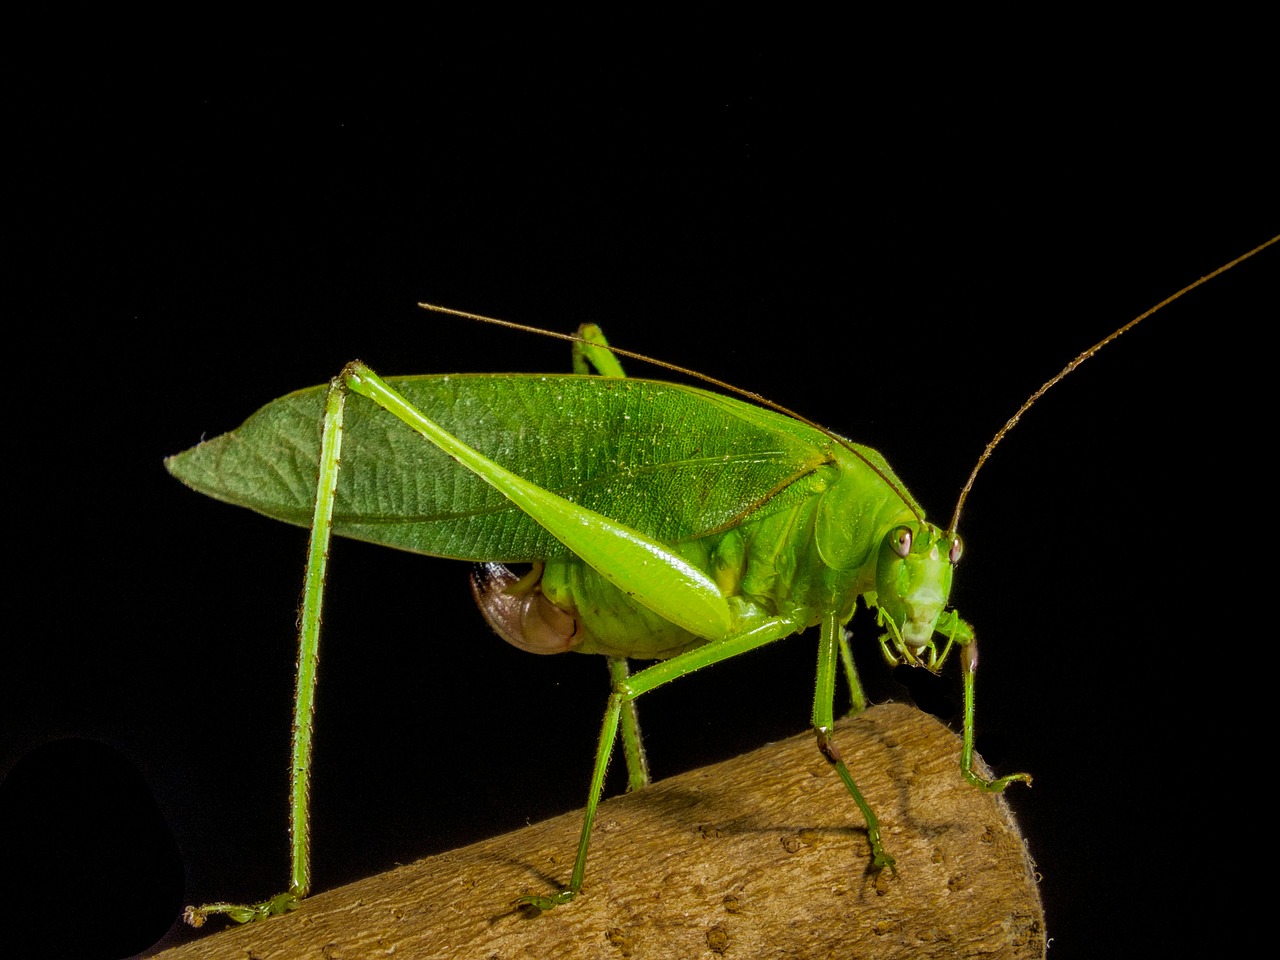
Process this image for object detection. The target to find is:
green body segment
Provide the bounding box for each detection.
[167,374,921,659]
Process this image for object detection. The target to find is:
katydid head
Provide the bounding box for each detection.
[875,522,962,652]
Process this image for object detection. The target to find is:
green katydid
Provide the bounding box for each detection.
[165,234,1277,926]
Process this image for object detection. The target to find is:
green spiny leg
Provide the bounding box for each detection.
[183,376,347,926]
[814,611,894,871]
[946,616,1033,792]
[837,626,867,716]
[571,322,626,378]
[578,328,651,795]
[519,614,810,910]
[608,657,651,792]
[517,690,624,912]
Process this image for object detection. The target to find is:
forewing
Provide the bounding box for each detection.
[166,374,830,561]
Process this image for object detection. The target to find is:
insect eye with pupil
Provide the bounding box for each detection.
[891,527,912,558]
[949,536,963,565]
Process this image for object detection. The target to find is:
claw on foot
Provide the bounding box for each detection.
[183,892,301,927]
[966,769,1033,793]
[516,888,577,913]
[870,849,897,874]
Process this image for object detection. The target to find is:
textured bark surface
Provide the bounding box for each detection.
[150,703,1045,959]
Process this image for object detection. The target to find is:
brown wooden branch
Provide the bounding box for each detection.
[149,703,1045,959]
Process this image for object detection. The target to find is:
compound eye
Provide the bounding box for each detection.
[891,527,912,558]
[948,535,964,565]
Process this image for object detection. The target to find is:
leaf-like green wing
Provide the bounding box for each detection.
[166,374,836,562]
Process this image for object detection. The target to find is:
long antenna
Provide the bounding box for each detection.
[948,233,1278,535]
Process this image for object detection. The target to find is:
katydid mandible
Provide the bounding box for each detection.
[166,235,1278,926]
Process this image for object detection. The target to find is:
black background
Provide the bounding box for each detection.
[4,60,1275,959]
